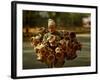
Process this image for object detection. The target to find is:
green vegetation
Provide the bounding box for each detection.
[23,11,90,28]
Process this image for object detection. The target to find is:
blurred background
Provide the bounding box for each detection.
[22,10,91,69]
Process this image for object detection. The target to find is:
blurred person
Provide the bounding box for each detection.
[43,19,61,43]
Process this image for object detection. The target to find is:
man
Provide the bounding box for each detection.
[43,19,61,43]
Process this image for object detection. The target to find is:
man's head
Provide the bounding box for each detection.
[48,19,56,33]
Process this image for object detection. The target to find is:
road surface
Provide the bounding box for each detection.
[23,34,91,69]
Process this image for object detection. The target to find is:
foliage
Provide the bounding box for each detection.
[23,10,90,28]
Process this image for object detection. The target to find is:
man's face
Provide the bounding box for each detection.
[48,25,56,33]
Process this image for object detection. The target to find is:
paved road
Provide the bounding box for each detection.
[23,34,90,69]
